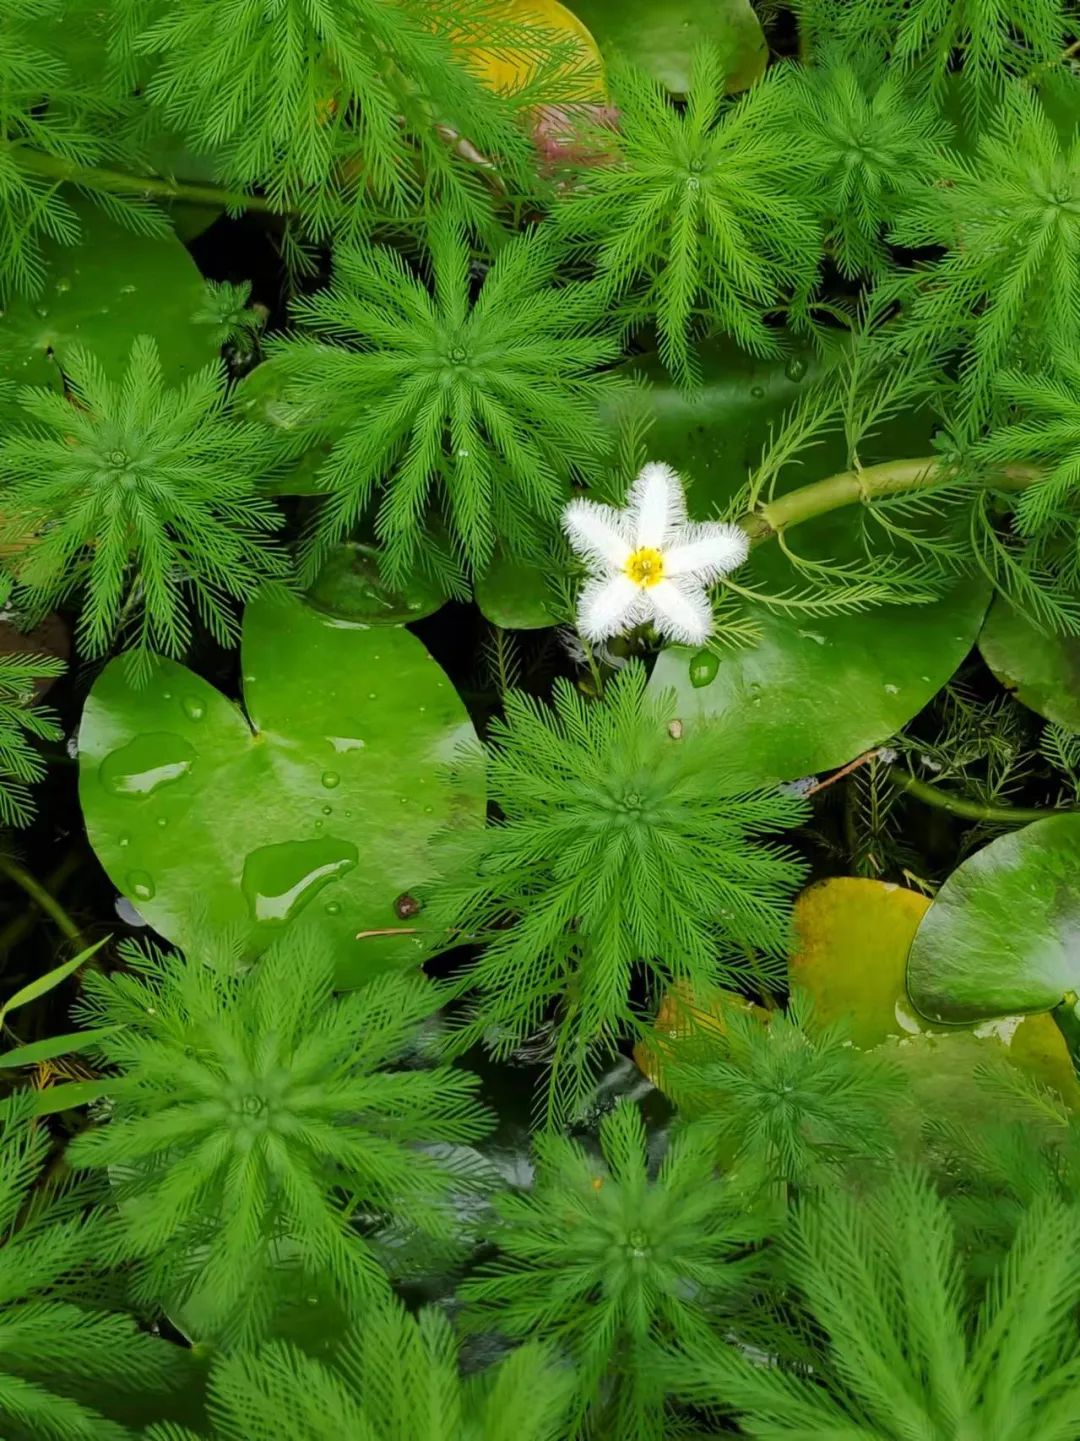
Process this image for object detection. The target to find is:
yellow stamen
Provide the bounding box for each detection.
[625,546,665,587]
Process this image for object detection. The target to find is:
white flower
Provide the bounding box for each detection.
[562,461,749,647]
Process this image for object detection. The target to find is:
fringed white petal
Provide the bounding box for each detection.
[562,498,633,570]
[664,522,749,582]
[626,462,687,549]
[577,574,645,641]
[646,577,713,646]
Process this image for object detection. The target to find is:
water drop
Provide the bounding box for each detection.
[784,355,808,382]
[324,901,342,916]
[241,836,358,925]
[320,770,341,789]
[119,833,130,848]
[182,696,206,722]
[99,733,196,797]
[34,305,49,319]
[367,692,377,701]
[127,869,156,902]
[884,683,899,695]
[750,385,766,401]
[327,736,365,753]
[55,278,71,294]
[688,649,719,688]
[321,804,332,815]
[156,816,168,828]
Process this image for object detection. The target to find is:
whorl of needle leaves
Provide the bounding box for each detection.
[65,928,492,1350]
[0,336,288,663]
[0,0,167,303]
[667,1168,1080,1441]
[460,1100,766,1441]
[437,663,808,1115]
[146,1294,573,1441]
[107,0,580,229]
[552,46,822,386]
[795,0,1070,119]
[788,53,948,280]
[0,618,64,827]
[887,85,1080,436]
[658,991,904,1192]
[269,215,623,585]
[0,1094,180,1441]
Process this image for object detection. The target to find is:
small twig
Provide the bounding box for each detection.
[804,748,886,797]
[354,926,422,941]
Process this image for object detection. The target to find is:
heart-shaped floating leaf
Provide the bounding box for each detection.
[0,199,220,424]
[979,597,1080,730]
[907,816,1080,1023]
[78,591,484,985]
[569,0,765,94]
[627,340,990,786]
[309,543,448,625]
[475,548,565,630]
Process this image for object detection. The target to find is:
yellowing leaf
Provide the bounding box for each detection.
[790,875,1080,1110]
[634,979,768,1090]
[459,0,606,101]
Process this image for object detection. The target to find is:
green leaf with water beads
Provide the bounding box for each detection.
[622,340,990,786]
[0,197,220,426]
[77,590,484,984]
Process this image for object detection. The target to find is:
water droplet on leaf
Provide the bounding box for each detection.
[127,869,156,902]
[327,736,364,753]
[100,733,195,797]
[241,836,358,925]
[784,356,808,382]
[689,650,719,688]
[320,770,340,789]
[182,696,206,721]
[750,385,766,400]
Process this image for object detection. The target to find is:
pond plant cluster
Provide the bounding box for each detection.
[3,0,1080,1437]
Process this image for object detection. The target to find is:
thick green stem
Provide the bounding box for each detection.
[739,459,1039,543]
[0,854,84,947]
[14,147,282,216]
[887,766,1073,825]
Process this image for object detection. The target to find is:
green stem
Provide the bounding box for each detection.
[0,855,84,947]
[0,851,81,954]
[739,459,1039,543]
[14,147,282,216]
[887,766,1073,825]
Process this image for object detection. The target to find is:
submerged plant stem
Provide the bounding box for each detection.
[739,459,1039,541]
[0,854,84,947]
[14,148,282,216]
[887,766,1073,825]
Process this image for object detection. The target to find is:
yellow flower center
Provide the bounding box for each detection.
[625,546,665,587]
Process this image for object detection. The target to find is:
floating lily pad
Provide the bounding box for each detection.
[790,877,934,1049]
[630,340,989,787]
[232,358,332,494]
[78,590,485,985]
[309,543,448,624]
[907,816,1080,1023]
[475,548,563,630]
[568,0,766,95]
[792,876,1080,1108]
[978,597,1080,731]
[0,199,220,409]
